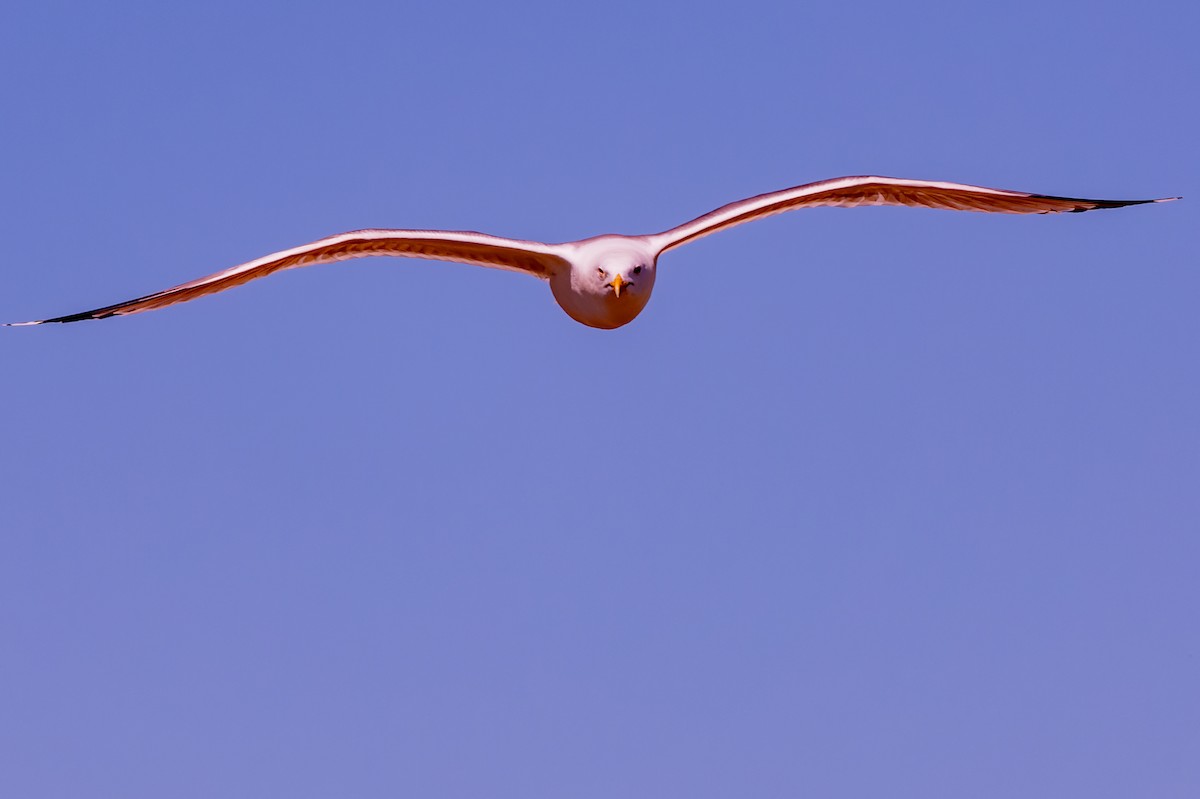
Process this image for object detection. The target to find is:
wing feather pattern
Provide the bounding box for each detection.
[9,228,570,325]
[651,176,1176,253]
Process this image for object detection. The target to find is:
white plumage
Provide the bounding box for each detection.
[6,176,1174,330]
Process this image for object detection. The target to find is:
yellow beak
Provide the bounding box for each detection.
[609,274,626,297]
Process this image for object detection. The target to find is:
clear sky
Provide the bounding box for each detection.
[1,1,1196,796]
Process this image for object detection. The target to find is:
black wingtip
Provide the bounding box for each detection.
[4,310,122,326]
[1035,194,1180,213]
[1088,197,1178,210]
[1114,196,1180,206]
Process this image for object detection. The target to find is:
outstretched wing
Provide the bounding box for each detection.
[650,176,1177,254]
[8,228,571,325]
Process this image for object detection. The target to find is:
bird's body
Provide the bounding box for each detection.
[5,176,1176,330]
[549,236,659,329]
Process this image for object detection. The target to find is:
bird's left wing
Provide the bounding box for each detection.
[649,175,1177,254]
[7,228,571,325]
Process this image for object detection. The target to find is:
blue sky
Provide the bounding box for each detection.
[1,1,1196,796]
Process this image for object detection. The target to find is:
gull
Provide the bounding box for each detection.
[5,176,1175,330]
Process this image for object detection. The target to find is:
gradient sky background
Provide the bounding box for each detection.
[1,1,1196,797]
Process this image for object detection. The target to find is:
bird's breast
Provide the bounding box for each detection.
[549,273,649,329]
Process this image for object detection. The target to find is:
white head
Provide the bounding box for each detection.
[549,237,658,329]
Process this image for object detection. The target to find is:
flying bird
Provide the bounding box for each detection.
[5,176,1176,330]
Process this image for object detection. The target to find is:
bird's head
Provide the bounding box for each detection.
[550,238,658,329]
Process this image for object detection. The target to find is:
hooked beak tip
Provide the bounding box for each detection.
[609,274,626,297]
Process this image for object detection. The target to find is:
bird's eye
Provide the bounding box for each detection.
[597,268,607,278]
[633,265,643,274]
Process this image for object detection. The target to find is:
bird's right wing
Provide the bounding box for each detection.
[7,228,572,325]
